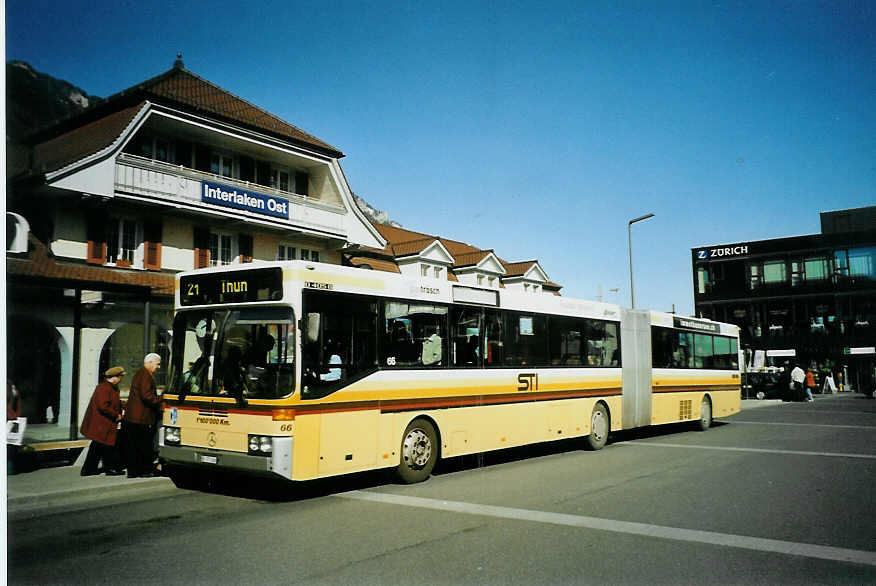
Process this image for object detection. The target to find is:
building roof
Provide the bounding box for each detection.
[17,60,343,178]
[31,102,145,175]
[364,222,561,291]
[126,63,342,156]
[7,235,175,296]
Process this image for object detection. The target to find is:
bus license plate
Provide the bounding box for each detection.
[200,454,218,464]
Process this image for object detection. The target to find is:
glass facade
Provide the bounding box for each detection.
[693,225,876,393]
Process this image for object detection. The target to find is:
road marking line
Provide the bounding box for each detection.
[339,490,876,567]
[622,442,876,460]
[729,421,876,430]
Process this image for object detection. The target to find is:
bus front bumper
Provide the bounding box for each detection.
[159,436,292,479]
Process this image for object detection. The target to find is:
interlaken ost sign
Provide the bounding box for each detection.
[201,181,290,219]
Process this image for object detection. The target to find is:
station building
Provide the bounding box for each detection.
[692,206,876,392]
[6,58,561,451]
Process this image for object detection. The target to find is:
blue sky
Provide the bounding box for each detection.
[7,1,875,314]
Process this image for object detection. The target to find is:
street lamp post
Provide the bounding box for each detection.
[628,213,655,309]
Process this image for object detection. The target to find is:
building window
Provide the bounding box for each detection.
[488,276,496,288]
[790,261,804,287]
[209,232,235,266]
[848,246,876,279]
[434,266,442,279]
[271,168,291,192]
[834,249,849,277]
[128,135,171,163]
[696,267,709,294]
[804,257,829,281]
[762,260,786,284]
[748,265,760,289]
[278,245,296,261]
[300,249,320,262]
[421,265,429,278]
[477,275,484,286]
[210,153,234,178]
[106,218,141,266]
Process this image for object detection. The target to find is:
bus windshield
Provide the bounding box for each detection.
[169,307,296,401]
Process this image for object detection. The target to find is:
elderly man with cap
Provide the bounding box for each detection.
[80,366,126,476]
[123,353,163,478]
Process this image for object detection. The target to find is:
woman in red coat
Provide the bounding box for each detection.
[80,366,126,476]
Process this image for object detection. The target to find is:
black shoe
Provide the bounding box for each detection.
[105,469,126,476]
[80,470,100,477]
[138,472,156,478]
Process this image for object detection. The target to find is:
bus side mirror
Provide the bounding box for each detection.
[306,313,321,344]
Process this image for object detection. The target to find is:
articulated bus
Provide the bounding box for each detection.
[159,261,741,486]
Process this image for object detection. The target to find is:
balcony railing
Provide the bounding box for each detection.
[114,153,346,236]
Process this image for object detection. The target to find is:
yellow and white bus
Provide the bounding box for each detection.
[159,261,741,486]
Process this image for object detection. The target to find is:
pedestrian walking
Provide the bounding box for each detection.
[80,366,126,476]
[804,368,816,402]
[123,353,163,478]
[790,363,806,402]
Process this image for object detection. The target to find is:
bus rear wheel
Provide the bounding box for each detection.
[585,403,609,451]
[395,419,438,484]
[695,396,713,431]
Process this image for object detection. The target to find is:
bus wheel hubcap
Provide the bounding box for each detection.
[403,429,432,469]
[592,411,607,440]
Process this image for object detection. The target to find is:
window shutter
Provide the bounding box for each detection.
[86,213,107,265]
[143,220,163,271]
[193,227,210,269]
[239,234,253,263]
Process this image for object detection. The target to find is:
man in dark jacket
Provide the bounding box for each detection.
[80,366,126,476]
[123,353,162,478]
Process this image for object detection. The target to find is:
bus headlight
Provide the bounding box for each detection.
[248,435,274,456]
[164,426,181,445]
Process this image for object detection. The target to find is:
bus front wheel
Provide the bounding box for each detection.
[585,403,609,451]
[395,419,438,484]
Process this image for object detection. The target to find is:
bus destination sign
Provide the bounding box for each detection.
[673,316,721,334]
[180,267,284,306]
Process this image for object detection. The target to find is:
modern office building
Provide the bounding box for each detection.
[692,206,876,392]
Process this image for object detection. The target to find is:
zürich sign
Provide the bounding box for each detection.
[201,181,290,219]
[695,245,750,261]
